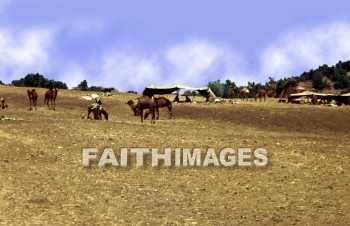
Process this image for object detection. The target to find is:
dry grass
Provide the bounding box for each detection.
[0,85,349,225]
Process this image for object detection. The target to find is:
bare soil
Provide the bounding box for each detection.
[0,85,349,225]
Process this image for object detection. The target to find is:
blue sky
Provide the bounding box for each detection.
[1,0,350,92]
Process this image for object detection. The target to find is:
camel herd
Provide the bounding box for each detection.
[126,96,173,124]
[26,88,58,110]
[240,88,267,102]
[1,86,267,124]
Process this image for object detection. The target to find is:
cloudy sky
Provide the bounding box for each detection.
[1,0,350,92]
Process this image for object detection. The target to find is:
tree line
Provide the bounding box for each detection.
[208,60,350,98]
[4,60,350,96]
[10,73,68,89]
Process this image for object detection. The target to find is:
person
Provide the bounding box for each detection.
[185,95,191,102]
[95,98,102,105]
[173,95,179,102]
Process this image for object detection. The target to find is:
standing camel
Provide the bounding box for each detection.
[153,96,172,119]
[44,88,58,110]
[229,87,235,98]
[240,87,250,101]
[1,98,8,109]
[136,95,156,124]
[255,89,267,102]
[27,89,38,110]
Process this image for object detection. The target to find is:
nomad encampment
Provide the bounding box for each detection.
[142,84,216,101]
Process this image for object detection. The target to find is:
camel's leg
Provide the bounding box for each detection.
[29,99,32,110]
[144,109,150,119]
[140,108,144,123]
[87,107,92,119]
[168,106,172,119]
[155,107,159,120]
[47,98,51,110]
[53,99,56,110]
[150,106,155,124]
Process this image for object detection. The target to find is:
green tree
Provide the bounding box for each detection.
[222,79,236,98]
[312,74,326,90]
[333,74,350,89]
[207,80,224,97]
[77,80,89,91]
[11,73,67,89]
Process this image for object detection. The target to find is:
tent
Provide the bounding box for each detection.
[142,84,216,99]
[289,91,350,105]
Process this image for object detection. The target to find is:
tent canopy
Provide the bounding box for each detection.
[289,91,350,105]
[143,84,216,98]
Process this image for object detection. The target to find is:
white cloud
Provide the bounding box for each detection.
[90,40,251,92]
[260,22,350,79]
[95,51,161,92]
[0,27,54,82]
[58,64,88,89]
[166,40,252,86]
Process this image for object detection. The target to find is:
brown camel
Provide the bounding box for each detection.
[229,87,235,98]
[27,89,38,110]
[240,87,250,100]
[137,96,156,124]
[126,100,140,116]
[126,100,150,117]
[1,98,8,109]
[153,96,172,119]
[44,88,58,110]
[103,88,114,93]
[143,96,173,119]
[255,89,267,102]
[87,104,109,120]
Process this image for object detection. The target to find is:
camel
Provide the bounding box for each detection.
[87,103,109,120]
[126,100,140,116]
[255,89,266,102]
[153,96,172,119]
[131,97,172,120]
[44,88,58,110]
[27,89,38,110]
[1,98,8,109]
[126,100,151,118]
[136,95,156,124]
[229,87,235,98]
[103,88,114,93]
[240,87,250,100]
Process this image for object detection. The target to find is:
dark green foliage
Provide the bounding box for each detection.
[276,78,287,95]
[73,80,117,92]
[127,90,138,94]
[312,73,327,90]
[299,60,350,90]
[0,80,4,85]
[207,79,236,98]
[11,73,68,89]
[222,79,236,98]
[207,80,224,97]
[89,86,104,92]
[76,80,89,91]
[333,74,350,89]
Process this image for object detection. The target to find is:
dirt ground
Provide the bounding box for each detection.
[0,85,349,225]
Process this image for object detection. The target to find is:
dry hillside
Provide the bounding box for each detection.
[0,85,349,225]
